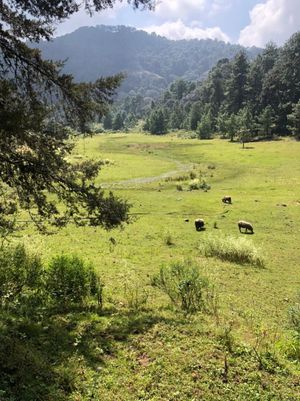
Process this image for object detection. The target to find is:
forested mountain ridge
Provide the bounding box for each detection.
[142,32,300,139]
[36,25,260,98]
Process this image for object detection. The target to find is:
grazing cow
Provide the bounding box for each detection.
[222,196,232,204]
[238,220,254,234]
[195,219,205,231]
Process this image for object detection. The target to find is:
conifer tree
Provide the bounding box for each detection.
[197,111,213,139]
[103,112,113,130]
[257,106,276,138]
[190,102,202,131]
[148,109,168,135]
[112,112,125,131]
[288,101,300,140]
[237,106,256,148]
[227,51,249,114]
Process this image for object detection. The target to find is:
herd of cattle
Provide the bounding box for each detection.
[194,196,254,234]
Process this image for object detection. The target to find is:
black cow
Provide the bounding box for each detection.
[195,219,205,231]
[222,196,232,204]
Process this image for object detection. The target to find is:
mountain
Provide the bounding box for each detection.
[36,25,261,98]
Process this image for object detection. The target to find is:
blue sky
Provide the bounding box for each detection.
[55,0,300,47]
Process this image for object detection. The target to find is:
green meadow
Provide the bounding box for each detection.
[17,133,300,400]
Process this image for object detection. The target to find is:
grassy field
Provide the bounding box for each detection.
[15,133,300,400]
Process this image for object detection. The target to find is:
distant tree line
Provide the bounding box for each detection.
[137,32,300,140]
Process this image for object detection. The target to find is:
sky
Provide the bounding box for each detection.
[55,0,300,47]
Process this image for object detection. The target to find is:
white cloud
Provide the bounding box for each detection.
[209,0,233,17]
[239,0,300,47]
[55,3,125,36]
[142,19,230,42]
[155,0,232,20]
[155,0,206,20]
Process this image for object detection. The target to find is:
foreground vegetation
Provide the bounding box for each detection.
[1,133,300,400]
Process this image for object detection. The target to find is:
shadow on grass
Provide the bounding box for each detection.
[0,307,177,401]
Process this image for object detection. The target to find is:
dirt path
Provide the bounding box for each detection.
[102,159,195,188]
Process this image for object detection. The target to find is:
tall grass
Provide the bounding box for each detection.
[200,235,265,267]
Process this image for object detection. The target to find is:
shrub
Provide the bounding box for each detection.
[165,174,189,182]
[123,277,149,311]
[151,260,210,313]
[188,179,211,191]
[46,255,103,307]
[163,231,174,246]
[289,293,300,339]
[0,244,44,309]
[200,235,265,267]
[188,179,200,190]
[199,181,211,191]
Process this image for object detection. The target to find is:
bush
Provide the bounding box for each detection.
[188,179,200,190]
[284,297,300,360]
[188,179,211,191]
[289,293,300,339]
[151,260,210,313]
[165,174,189,182]
[0,244,44,309]
[46,255,103,307]
[200,235,265,267]
[123,276,149,311]
[163,231,174,246]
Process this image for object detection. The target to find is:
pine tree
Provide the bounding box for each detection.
[190,102,202,131]
[197,111,213,140]
[237,106,256,148]
[216,111,229,138]
[148,109,168,135]
[227,51,249,114]
[226,114,238,142]
[170,104,184,130]
[257,106,276,138]
[288,101,300,140]
[103,112,113,130]
[112,112,124,131]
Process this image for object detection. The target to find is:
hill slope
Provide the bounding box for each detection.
[36,25,260,98]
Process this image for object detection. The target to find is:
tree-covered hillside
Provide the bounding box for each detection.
[142,32,300,139]
[36,25,260,99]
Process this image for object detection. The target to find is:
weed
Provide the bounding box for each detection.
[165,174,189,182]
[287,292,300,360]
[251,326,282,373]
[123,277,149,311]
[0,243,44,311]
[288,292,300,339]
[188,178,211,191]
[188,179,200,190]
[163,231,174,246]
[200,234,265,267]
[46,255,103,308]
[151,260,211,314]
